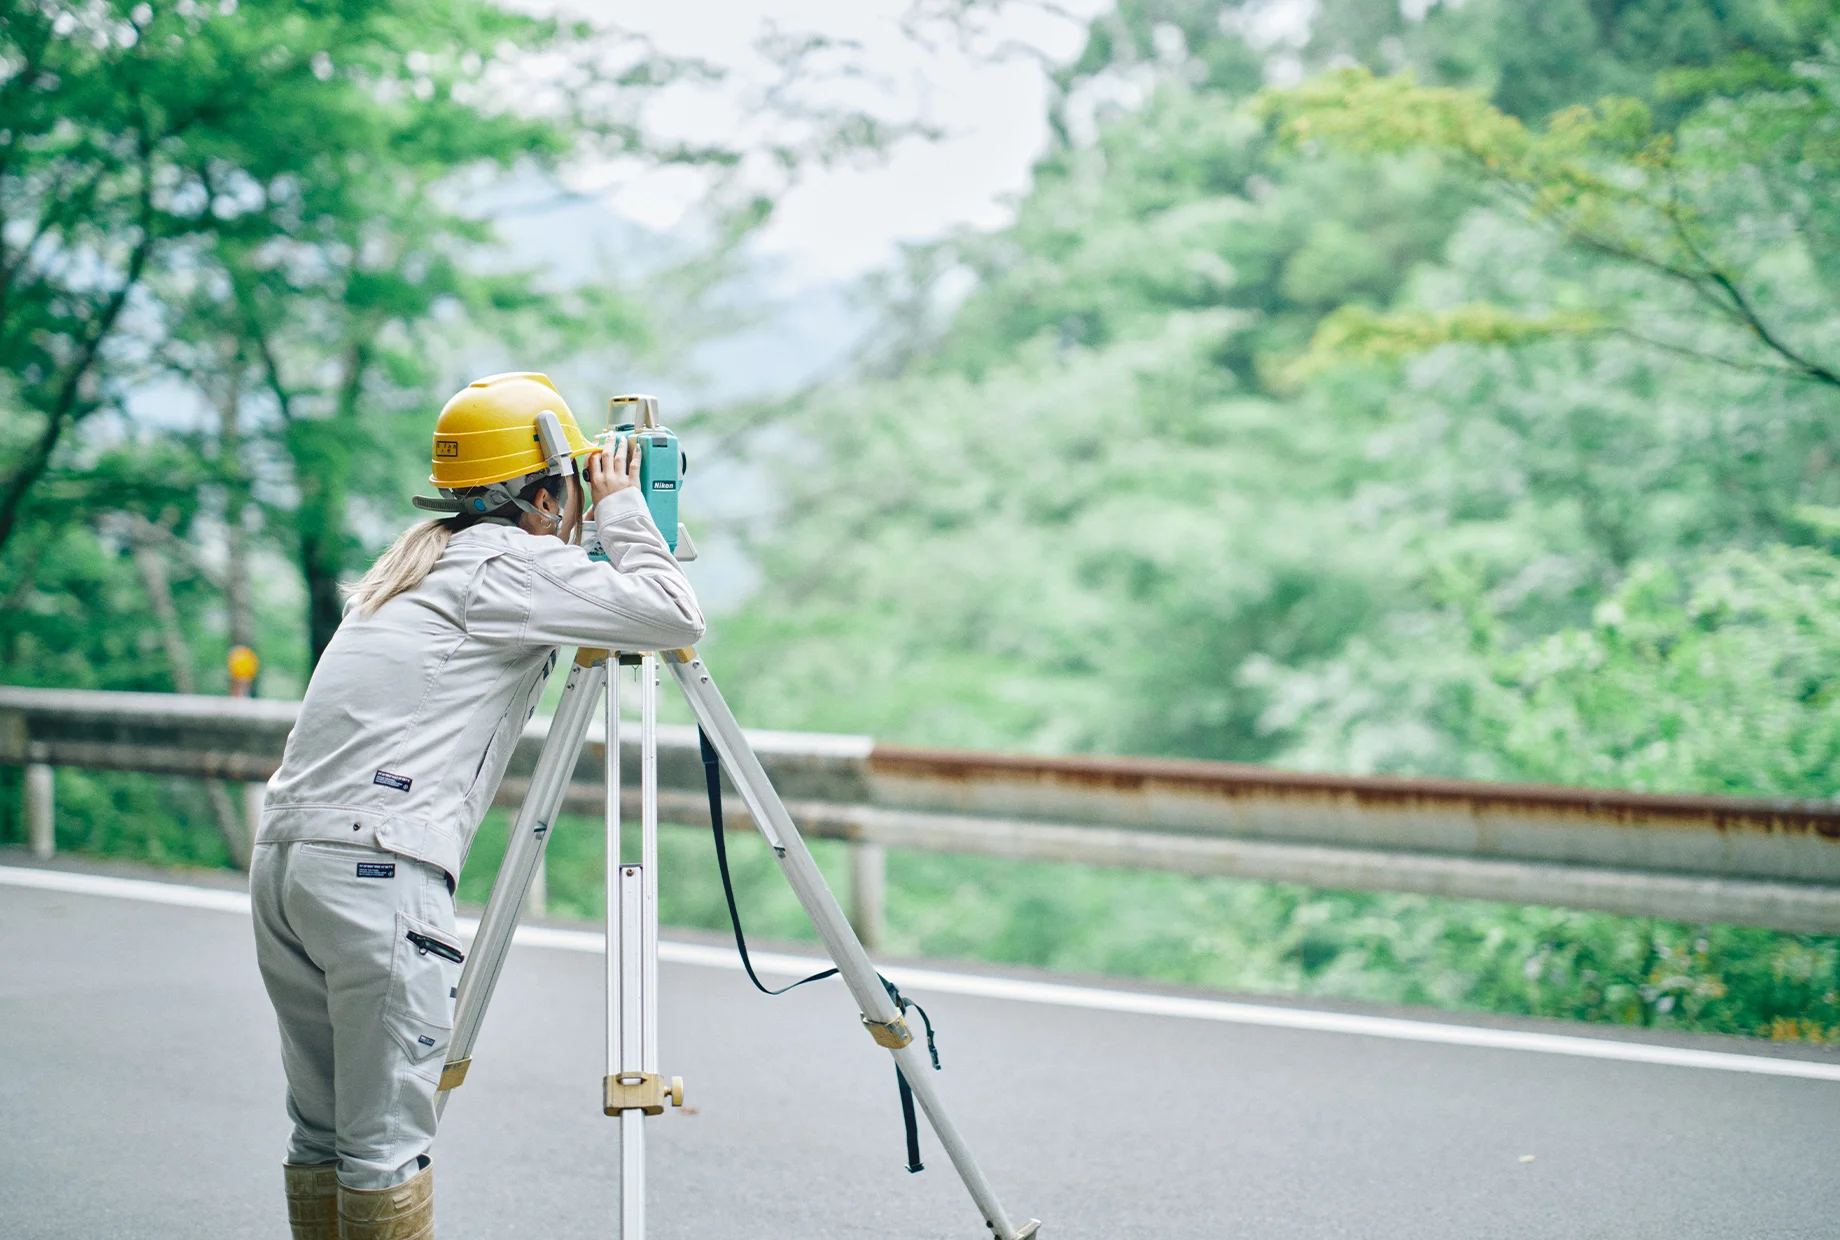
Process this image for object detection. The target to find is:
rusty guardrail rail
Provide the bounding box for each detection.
[3,685,1839,935]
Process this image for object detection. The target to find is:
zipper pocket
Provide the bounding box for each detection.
[406,930,465,965]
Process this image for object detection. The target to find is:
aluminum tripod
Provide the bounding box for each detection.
[434,642,1041,1240]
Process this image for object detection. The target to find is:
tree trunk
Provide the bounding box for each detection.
[0,173,156,556]
[129,522,196,694]
[0,539,48,667]
[297,337,368,668]
[227,515,253,648]
[129,518,254,869]
[215,364,255,651]
[300,521,348,668]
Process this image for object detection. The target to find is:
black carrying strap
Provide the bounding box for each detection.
[698,727,937,1173]
[698,728,837,996]
[896,1069,923,1173]
[881,976,941,1173]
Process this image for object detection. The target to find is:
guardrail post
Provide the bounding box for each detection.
[849,841,886,951]
[26,763,54,859]
[243,782,266,854]
[528,851,547,917]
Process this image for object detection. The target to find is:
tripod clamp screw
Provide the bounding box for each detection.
[603,1071,687,1116]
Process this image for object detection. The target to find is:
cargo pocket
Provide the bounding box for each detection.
[385,911,463,1081]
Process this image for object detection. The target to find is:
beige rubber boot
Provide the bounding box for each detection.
[338,1162,434,1240]
[283,1163,340,1240]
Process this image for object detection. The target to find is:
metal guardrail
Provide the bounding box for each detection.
[4,685,1839,935]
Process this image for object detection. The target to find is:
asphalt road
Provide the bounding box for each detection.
[4,867,1840,1239]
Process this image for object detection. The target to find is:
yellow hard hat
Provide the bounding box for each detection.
[428,372,593,490]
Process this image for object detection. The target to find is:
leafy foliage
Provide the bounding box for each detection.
[0,1,898,860]
[1265,62,1840,387]
[693,1,1840,1040]
[1481,547,1840,796]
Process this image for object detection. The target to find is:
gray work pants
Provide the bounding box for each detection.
[251,840,463,1190]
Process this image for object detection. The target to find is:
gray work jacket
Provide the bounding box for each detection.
[256,488,705,880]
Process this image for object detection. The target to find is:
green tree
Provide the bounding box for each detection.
[1233,41,1840,779]
[0,0,581,663]
[1481,545,1840,797]
[199,46,579,663]
[1265,60,1840,389]
[714,0,1840,776]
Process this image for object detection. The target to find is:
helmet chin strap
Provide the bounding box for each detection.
[414,467,576,531]
[501,462,582,533]
[511,494,562,530]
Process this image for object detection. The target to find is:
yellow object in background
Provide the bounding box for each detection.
[228,645,260,696]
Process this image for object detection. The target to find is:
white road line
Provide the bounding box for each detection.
[8,864,1840,1083]
[0,864,255,912]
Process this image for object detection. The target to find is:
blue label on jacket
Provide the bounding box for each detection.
[373,770,412,792]
[356,862,396,878]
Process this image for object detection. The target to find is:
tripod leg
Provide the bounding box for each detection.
[615,861,646,1239]
[664,649,1041,1240]
[614,647,629,1074]
[439,650,608,1117]
[641,654,661,1076]
[606,660,639,1237]
[607,655,678,1238]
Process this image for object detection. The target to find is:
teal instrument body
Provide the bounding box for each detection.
[636,426,680,551]
[601,394,682,554]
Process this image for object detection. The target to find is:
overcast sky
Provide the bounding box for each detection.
[448,3,1111,604]
[523,0,1108,287]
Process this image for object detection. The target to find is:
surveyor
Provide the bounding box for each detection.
[249,372,704,1240]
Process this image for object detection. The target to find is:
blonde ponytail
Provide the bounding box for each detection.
[345,517,467,616]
